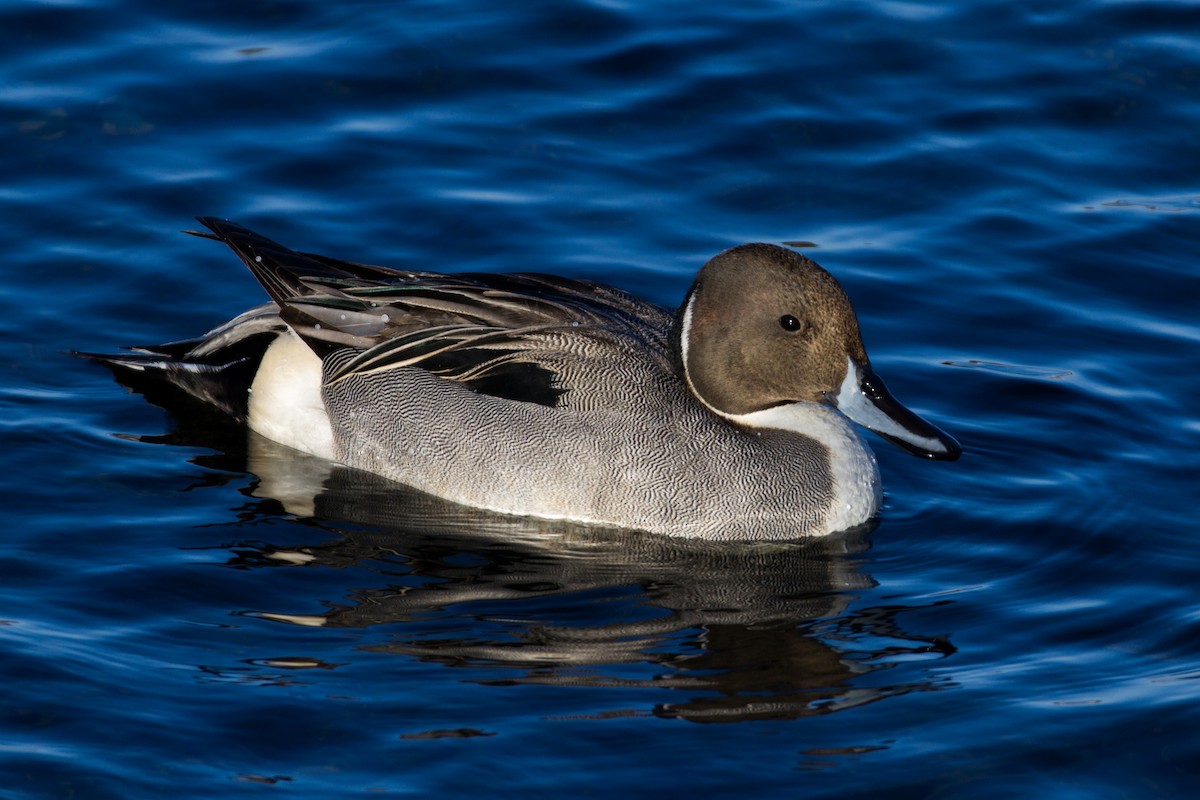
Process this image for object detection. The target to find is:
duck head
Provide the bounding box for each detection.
[675,243,961,461]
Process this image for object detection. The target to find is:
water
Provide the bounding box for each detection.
[3,0,1199,796]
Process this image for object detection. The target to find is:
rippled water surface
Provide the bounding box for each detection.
[4,1,1200,797]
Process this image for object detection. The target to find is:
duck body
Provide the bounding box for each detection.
[318,336,878,540]
[86,219,959,540]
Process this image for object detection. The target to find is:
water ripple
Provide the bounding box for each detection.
[3,0,1200,797]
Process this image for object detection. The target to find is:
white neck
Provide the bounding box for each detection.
[726,402,882,534]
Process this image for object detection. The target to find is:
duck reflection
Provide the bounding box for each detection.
[220,433,955,723]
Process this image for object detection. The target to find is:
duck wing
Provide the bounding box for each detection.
[195,218,675,409]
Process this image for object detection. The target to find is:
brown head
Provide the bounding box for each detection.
[675,243,960,460]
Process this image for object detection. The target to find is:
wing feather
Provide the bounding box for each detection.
[192,218,674,408]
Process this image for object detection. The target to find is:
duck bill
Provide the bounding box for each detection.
[834,360,962,461]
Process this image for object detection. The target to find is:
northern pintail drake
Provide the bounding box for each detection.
[87,219,960,540]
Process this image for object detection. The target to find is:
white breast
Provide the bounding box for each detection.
[725,402,882,533]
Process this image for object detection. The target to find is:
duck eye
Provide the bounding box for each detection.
[779,314,803,332]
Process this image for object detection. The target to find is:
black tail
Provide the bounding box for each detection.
[75,305,285,421]
[191,217,353,308]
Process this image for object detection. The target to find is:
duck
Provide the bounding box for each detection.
[85,218,960,540]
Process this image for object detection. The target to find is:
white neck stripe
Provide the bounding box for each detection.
[678,291,728,418]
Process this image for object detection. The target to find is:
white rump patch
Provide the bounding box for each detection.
[248,329,335,460]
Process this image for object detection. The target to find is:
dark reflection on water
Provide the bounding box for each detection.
[161,424,955,725]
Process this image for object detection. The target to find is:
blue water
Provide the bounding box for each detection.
[3,0,1199,796]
